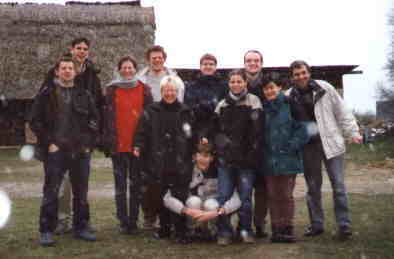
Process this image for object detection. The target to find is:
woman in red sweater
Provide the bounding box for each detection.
[103,56,153,234]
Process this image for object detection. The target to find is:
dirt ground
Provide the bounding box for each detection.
[1,157,394,199]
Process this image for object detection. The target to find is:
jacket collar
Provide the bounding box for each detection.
[291,79,326,105]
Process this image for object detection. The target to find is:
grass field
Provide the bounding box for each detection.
[0,140,393,259]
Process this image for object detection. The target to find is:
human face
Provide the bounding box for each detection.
[291,65,311,89]
[229,74,247,95]
[70,42,89,63]
[200,59,217,76]
[263,82,282,101]
[149,51,165,73]
[119,61,136,80]
[244,52,262,75]
[194,152,213,172]
[55,61,76,82]
[161,84,178,104]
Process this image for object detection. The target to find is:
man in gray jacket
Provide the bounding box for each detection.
[287,60,362,239]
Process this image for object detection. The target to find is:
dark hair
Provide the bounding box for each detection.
[117,56,138,71]
[54,54,75,71]
[145,45,167,61]
[228,69,247,82]
[244,49,263,63]
[200,53,217,65]
[260,72,284,89]
[71,37,90,48]
[289,60,311,75]
[196,143,213,155]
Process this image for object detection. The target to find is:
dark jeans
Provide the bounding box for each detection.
[159,171,189,234]
[39,150,91,233]
[265,175,296,230]
[254,174,268,230]
[217,167,255,237]
[303,141,350,230]
[141,181,162,226]
[111,153,141,228]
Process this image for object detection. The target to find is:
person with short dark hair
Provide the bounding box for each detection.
[103,56,153,235]
[243,49,269,239]
[163,143,241,241]
[259,75,309,243]
[184,53,227,146]
[29,55,99,246]
[287,60,362,239]
[214,69,263,245]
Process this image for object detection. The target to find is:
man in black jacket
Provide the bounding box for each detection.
[30,55,99,247]
[37,38,103,234]
[133,75,194,244]
[184,53,227,146]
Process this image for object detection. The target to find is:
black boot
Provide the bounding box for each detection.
[270,226,281,243]
[281,226,296,243]
[153,226,171,239]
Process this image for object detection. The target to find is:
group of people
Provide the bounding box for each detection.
[28,37,363,248]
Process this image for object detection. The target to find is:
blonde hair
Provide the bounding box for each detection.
[160,75,184,92]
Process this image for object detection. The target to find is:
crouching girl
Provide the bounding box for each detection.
[214,69,263,245]
[260,75,309,242]
[163,143,241,241]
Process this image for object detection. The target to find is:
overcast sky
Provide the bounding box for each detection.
[2,0,392,113]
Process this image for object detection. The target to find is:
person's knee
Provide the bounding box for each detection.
[203,199,219,211]
[186,196,202,209]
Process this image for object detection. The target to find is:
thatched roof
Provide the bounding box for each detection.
[0,3,155,99]
[0,3,154,26]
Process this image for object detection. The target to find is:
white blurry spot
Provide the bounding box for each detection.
[305,121,319,137]
[240,230,248,239]
[0,190,11,228]
[203,199,219,211]
[19,145,35,161]
[4,167,12,174]
[250,111,259,121]
[186,196,201,209]
[0,94,7,107]
[368,143,375,152]
[182,123,192,138]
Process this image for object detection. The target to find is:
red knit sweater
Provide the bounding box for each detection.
[115,84,144,152]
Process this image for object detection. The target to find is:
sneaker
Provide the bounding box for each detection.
[119,225,130,235]
[40,232,55,247]
[240,230,255,244]
[74,229,97,242]
[217,236,232,246]
[338,225,352,240]
[304,226,324,237]
[255,226,269,239]
[85,222,96,233]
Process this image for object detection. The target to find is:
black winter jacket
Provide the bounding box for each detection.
[184,74,227,143]
[29,79,100,157]
[214,93,263,169]
[133,101,195,184]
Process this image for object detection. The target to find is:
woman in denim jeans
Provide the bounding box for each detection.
[213,69,263,245]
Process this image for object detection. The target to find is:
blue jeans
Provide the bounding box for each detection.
[40,150,91,233]
[217,167,255,237]
[303,141,350,230]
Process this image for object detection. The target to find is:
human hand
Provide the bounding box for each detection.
[133,147,140,157]
[351,136,363,144]
[183,208,204,218]
[48,144,59,153]
[195,211,219,222]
